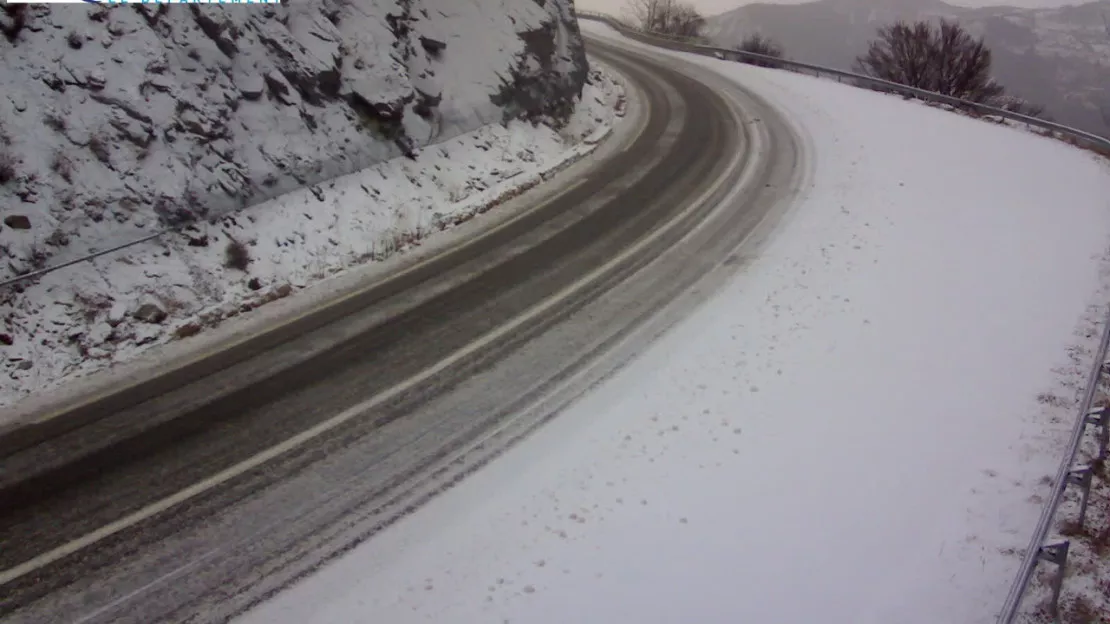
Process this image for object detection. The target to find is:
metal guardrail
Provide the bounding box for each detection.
[575,11,1110,153]
[575,10,1110,623]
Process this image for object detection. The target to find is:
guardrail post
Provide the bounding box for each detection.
[1038,540,1070,618]
[1086,404,1109,461]
[1066,465,1094,527]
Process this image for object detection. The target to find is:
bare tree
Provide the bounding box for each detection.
[735,33,784,67]
[624,0,661,32]
[664,3,704,38]
[625,0,671,32]
[930,20,1004,103]
[624,0,703,38]
[1,4,27,43]
[855,19,1004,103]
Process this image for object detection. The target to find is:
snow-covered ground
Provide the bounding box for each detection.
[236,21,1110,624]
[0,65,624,411]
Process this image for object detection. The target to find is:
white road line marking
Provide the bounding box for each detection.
[0,49,761,588]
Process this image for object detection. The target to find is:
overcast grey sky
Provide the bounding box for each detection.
[576,0,1091,17]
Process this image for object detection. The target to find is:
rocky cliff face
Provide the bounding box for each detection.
[0,0,588,279]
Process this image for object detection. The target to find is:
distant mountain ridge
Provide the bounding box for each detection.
[703,0,1110,137]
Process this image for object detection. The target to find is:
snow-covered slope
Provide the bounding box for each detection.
[0,1,606,408]
[236,21,1110,624]
[0,1,586,277]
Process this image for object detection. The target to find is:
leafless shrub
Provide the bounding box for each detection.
[59,190,77,211]
[66,30,83,50]
[224,238,250,271]
[1091,454,1107,478]
[1059,593,1101,624]
[28,245,48,271]
[625,0,704,37]
[45,228,70,247]
[0,151,16,185]
[42,111,67,132]
[1092,523,1110,557]
[152,196,198,227]
[1059,518,1087,537]
[72,290,113,323]
[1037,391,1071,408]
[1,4,27,43]
[88,131,111,166]
[990,94,1048,119]
[855,19,1005,104]
[1067,556,1098,578]
[735,33,784,67]
[51,151,74,183]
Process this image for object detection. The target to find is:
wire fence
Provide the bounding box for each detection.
[0,99,459,290]
[575,10,1110,623]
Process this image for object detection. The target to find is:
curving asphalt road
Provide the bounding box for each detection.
[0,36,803,624]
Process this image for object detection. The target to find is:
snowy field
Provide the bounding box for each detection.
[237,21,1110,624]
[0,66,624,412]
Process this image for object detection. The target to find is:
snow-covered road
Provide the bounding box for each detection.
[236,23,1110,624]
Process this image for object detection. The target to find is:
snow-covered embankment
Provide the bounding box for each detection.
[0,1,623,410]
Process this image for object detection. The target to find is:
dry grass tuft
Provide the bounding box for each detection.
[51,151,74,183]
[88,131,111,166]
[1059,593,1101,624]
[224,238,250,271]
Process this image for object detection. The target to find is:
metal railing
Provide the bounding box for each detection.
[575,11,1110,153]
[575,10,1110,623]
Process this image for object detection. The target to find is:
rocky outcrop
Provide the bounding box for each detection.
[0,64,626,410]
[492,0,589,126]
[0,0,588,281]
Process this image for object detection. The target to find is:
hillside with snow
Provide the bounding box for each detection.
[0,1,618,410]
[0,1,586,276]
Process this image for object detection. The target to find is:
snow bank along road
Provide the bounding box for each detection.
[0,38,803,623]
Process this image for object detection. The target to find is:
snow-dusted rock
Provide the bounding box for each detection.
[4,215,31,229]
[0,0,589,279]
[0,0,615,410]
[132,302,167,324]
[236,71,265,101]
[106,300,128,327]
